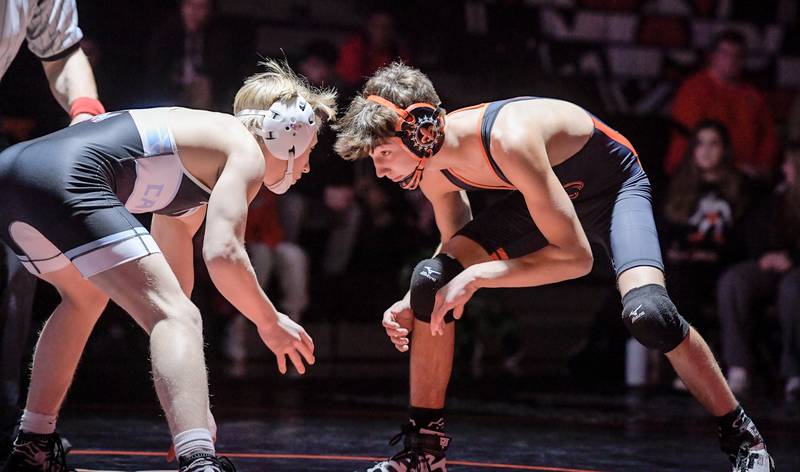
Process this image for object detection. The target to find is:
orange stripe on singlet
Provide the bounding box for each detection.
[591,116,639,157]
[491,248,509,260]
[446,168,516,190]
[444,103,516,190]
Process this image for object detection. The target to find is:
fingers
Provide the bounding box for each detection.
[383,316,409,338]
[430,295,444,336]
[288,350,306,374]
[300,330,315,353]
[430,312,444,336]
[389,333,410,352]
[276,353,287,375]
[454,303,465,320]
[383,324,409,338]
[294,340,316,365]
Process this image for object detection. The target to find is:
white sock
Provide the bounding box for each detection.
[19,409,56,435]
[174,428,215,459]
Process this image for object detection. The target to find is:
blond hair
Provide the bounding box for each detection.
[334,62,442,160]
[233,59,337,133]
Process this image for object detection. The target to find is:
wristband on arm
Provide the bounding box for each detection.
[69,97,105,119]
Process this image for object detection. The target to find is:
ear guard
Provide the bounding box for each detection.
[367,95,445,190]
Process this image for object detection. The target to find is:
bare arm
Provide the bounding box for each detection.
[150,208,207,297]
[464,132,593,289]
[428,130,594,335]
[394,174,471,300]
[41,47,100,123]
[201,131,279,328]
[380,173,473,348]
[421,172,473,246]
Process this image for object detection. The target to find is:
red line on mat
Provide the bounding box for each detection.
[70,449,605,472]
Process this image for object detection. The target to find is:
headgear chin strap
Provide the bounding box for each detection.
[366,95,445,190]
[236,94,318,194]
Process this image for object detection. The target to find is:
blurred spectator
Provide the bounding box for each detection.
[716,142,800,401]
[789,92,800,143]
[225,188,309,377]
[335,10,410,90]
[662,121,749,330]
[146,0,232,109]
[664,30,778,180]
[280,42,361,278]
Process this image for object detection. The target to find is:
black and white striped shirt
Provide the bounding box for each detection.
[0,0,83,79]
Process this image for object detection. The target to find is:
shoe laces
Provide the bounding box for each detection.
[14,433,69,472]
[385,425,434,472]
[182,454,236,472]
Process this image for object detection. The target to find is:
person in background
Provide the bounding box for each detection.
[226,188,310,378]
[717,142,800,402]
[146,0,231,109]
[281,41,361,278]
[664,30,778,181]
[335,9,410,90]
[662,121,749,331]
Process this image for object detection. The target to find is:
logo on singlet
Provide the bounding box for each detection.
[136,184,165,210]
[563,181,585,200]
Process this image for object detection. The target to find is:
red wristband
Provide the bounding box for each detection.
[69,97,105,119]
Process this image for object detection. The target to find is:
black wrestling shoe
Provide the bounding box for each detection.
[362,423,450,472]
[178,452,236,472]
[1,431,70,472]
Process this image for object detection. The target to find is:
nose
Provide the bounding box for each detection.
[375,165,388,178]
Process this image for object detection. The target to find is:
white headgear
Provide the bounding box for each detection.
[236,94,318,194]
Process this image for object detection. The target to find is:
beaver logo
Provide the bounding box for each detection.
[563,181,585,200]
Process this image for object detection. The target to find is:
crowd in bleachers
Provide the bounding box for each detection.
[1,0,799,403]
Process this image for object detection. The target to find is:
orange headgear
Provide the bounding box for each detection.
[367,95,445,190]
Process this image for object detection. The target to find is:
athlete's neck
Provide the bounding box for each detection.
[427,109,483,172]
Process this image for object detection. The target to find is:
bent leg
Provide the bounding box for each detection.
[410,236,491,409]
[89,253,209,435]
[618,266,736,416]
[25,264,108,417]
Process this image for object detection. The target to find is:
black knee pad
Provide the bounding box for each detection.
[621,284,690,352]
[410,254,464,324]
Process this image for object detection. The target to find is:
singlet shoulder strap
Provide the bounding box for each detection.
[480,97,540,185]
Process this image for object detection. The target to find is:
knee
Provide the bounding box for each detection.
[409,254,464,323]
[621,284,689,353]
[157,298,203,336]
[61,283,108,316]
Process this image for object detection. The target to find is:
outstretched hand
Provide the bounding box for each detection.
[258,313,315,374]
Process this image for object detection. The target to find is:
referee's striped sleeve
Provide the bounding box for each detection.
[26,0,83,61]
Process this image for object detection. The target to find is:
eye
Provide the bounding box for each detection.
[381,150,391,157]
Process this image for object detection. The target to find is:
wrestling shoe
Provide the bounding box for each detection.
[178,452,236,472]
[718,407,774,472]
[1,431,70,472]
[363,422,450,472]
[733,447,775,472]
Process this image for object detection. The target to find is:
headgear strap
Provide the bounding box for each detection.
[367,95,445,190]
